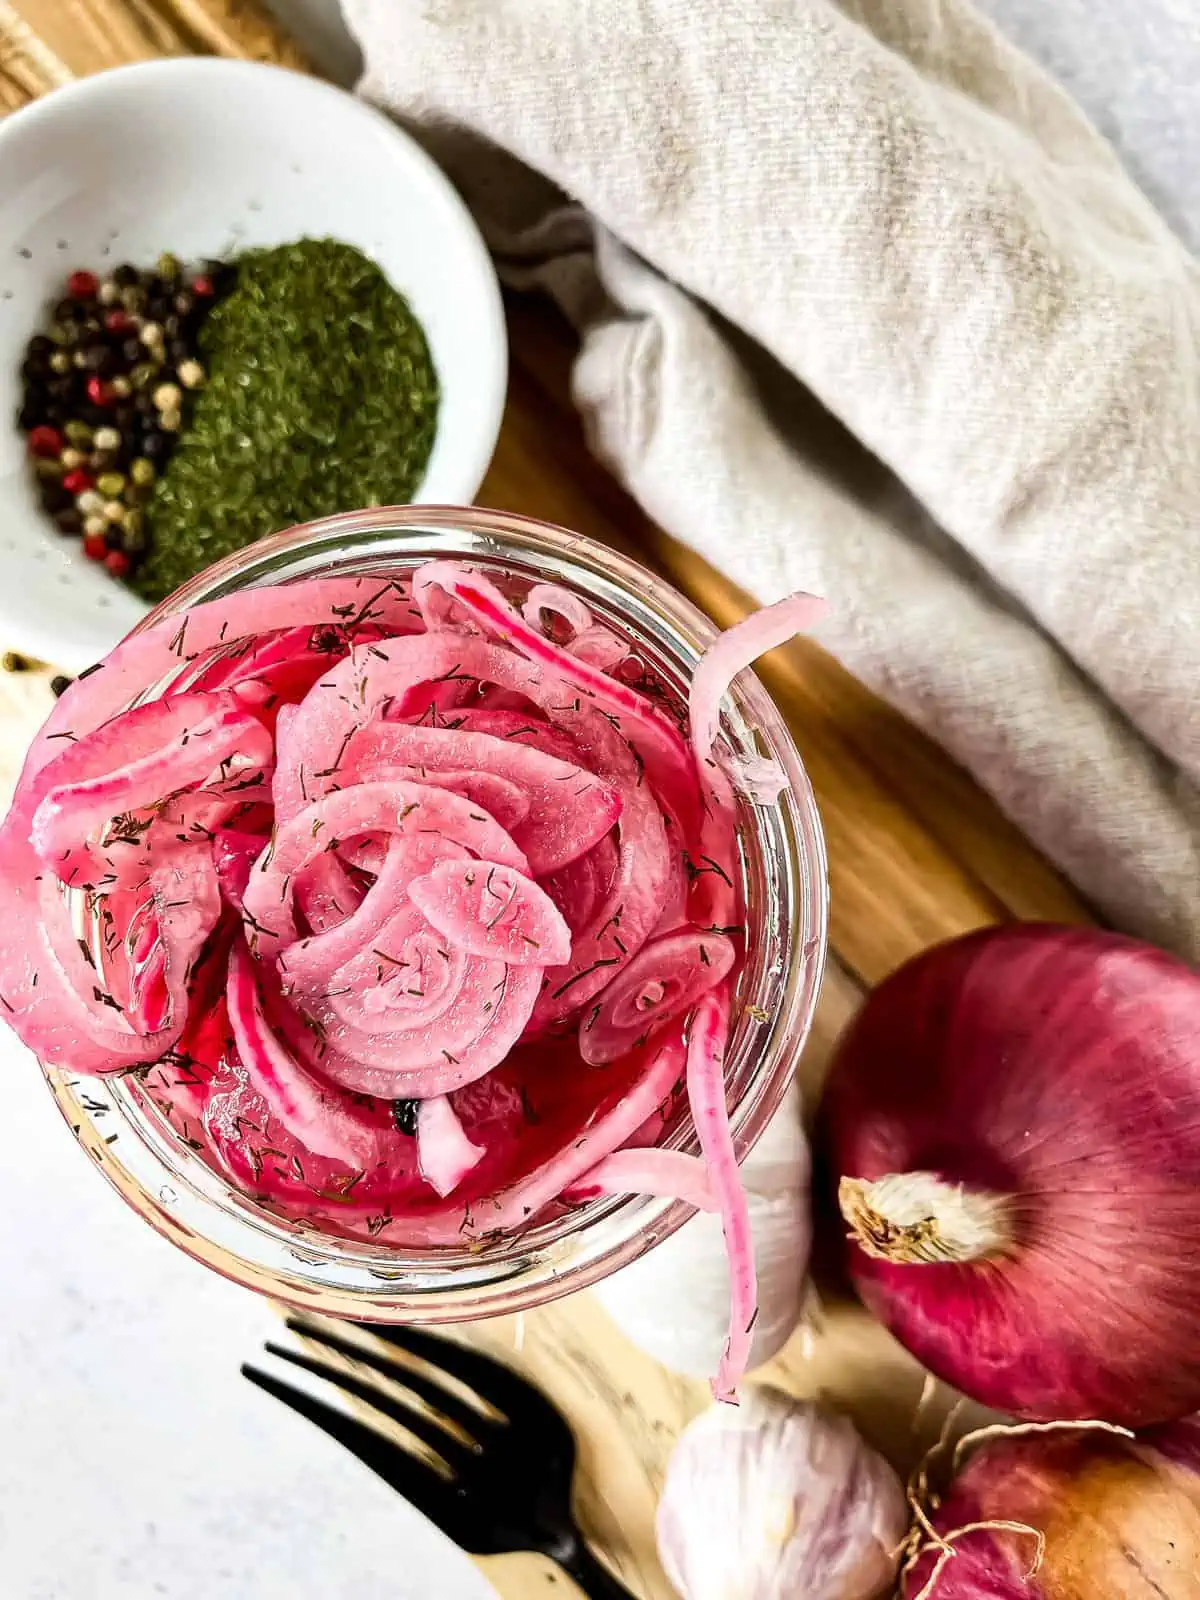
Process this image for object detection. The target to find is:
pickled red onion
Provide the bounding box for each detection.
[0,558,823,1401]
[688,591,825,773]
[416,1094,484,1197]
[685,984,754,1403]
[564,1148,720,1212]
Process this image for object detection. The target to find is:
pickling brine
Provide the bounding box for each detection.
[0,548,821,1397]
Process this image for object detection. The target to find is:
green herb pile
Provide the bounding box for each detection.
[131,238,439,602]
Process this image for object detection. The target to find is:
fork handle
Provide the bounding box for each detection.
[478,1551,638,1600]
[557,1539,639,1600]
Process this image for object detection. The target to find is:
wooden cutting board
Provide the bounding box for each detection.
[0,4,1093,1595]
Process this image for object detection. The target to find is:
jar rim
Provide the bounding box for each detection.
[44,507,828,1323]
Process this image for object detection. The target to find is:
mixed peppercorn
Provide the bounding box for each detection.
[18,256,233,578]
[15,239,439,601]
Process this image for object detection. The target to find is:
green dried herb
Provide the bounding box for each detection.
[132,238,439,602]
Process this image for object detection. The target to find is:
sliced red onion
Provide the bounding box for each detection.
[685,984,755,1402]
[689,591,825,774]
[327,721,621,876]
[581,930,736,1064]
[564,1148,719,1212]
[212,829,266,911]
[227,939,378,1166]
[32,691,272,884]
[568,625,634,672]
[413,563,701,825]
[27,575,420,785]
[291,852,365,934]
[522,582,594,642]
[242,779,530,957]
[540,835,619,936]
[447,1026,692,1240]
[408,859,572,967]
[0,796,221,1072]
[416,1094,484,1197]
[270,828,550,1098]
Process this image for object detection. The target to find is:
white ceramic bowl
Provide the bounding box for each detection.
[0,59,506,672]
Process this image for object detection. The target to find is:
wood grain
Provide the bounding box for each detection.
[5,0,305,81]
[0,6,1093,1596]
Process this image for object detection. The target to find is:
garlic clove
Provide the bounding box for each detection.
[594,1084,811,1376]
[656,1387,907,1600]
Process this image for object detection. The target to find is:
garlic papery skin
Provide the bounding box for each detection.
[656,1388,907,1600]
[594,1084,810,1376]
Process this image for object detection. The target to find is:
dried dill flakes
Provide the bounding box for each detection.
[132,238,439,602]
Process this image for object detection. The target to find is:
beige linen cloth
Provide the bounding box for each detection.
[345,0,1200,957]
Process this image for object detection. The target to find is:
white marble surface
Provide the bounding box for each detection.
[0,1036,491,1599]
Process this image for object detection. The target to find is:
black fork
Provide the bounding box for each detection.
[243,1318,636,1599]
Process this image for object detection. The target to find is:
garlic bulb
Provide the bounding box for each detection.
[594,1083,810,1375]
[656,1388,907,1600]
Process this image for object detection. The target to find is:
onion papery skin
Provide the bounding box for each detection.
[903,1421,1200,1598]
[824,924,1200,1427]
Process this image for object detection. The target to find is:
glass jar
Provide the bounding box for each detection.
[43,507,827,1323]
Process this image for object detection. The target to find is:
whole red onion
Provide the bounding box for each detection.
[824,924,1200,1427]
[903,1419,1200,1598]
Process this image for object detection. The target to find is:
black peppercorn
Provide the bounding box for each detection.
[27,334,52,360]
[390,1098,420,1136]
[112,264,138,288]
[17,401,41,431]
[40,482,73,515]
[141,430,170,463]
[20,353,50,382]
[120,335,143,366]
[50,674,72,698]
[83,343,116,375]
[54,508,83,536]
[53,296,82,322]
[207,261,237,295]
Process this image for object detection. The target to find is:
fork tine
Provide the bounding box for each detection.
[241,1363,461,1530]
[262,1342,481,1471]
[365,1324,571,1440]
[283,1318,496,1438]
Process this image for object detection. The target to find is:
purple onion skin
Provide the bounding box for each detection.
[825,924,1200,1426]
[903,1422,1200,1598]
